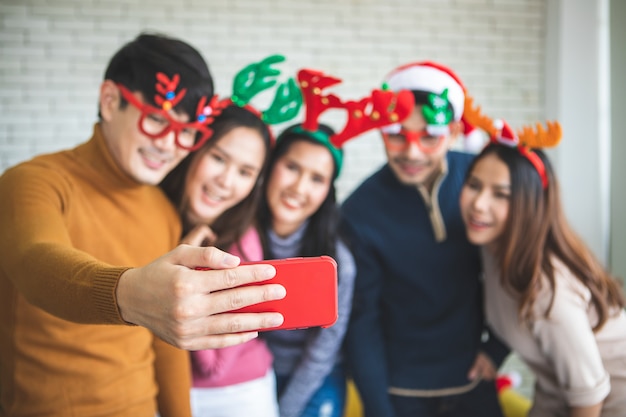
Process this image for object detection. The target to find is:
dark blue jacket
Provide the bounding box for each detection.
[341,152,508,417]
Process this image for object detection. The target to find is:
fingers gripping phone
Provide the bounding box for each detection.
[197,256,338,331]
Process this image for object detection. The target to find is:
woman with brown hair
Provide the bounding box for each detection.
[459,118,626,417]
[160,55,301,417]
[160,102,279,417]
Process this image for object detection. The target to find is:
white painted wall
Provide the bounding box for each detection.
[545,0,611,263]
[609,0,626,283]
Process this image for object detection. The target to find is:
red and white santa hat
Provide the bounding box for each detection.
[384,61,466,121]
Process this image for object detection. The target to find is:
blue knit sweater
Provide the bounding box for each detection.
[341,152,508,417]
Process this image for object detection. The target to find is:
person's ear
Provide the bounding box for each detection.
[447,120,462,148]
[99,80,120,122]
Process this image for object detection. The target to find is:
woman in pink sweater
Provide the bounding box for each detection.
[160,55,302,416]
[160,104,277,417]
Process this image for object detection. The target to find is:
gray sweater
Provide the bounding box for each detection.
[262,223,356,417]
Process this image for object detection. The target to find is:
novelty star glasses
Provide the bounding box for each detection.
[117,83,214,152]
[381,127,446,153]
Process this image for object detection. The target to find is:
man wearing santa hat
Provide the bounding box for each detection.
[341,62,508,417]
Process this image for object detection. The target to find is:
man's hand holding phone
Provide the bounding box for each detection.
[200,256,339,332]
[116,245,286,351]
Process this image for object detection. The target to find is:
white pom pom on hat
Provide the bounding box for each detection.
[384,61,466,121]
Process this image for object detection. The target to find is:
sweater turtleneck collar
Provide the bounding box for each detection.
[266,220,309,259]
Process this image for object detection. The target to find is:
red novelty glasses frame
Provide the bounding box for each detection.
[117,83,213,152]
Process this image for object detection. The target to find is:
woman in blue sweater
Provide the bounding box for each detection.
[256,123,356,417]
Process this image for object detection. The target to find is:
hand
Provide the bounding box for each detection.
[569,402,602,417]
[467,351,498,381]
[180,224,218,247]
[116,244,286,350]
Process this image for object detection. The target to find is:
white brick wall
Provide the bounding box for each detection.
[0,0,547,201]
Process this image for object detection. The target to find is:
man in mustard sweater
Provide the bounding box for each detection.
[0,33,286,417]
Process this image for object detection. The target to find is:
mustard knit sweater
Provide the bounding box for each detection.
[0,125,191,417]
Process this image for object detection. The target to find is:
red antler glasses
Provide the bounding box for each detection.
[117,83,213,152]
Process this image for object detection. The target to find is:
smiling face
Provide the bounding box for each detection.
[459,152,511,252]
[183,126,267,226]
[99,81,191,185]
[383,106,459,190]
[266,140,334,237]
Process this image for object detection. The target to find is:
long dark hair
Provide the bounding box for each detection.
[160,105,272,259]
[468,143,624,330]
[257,123,341,259]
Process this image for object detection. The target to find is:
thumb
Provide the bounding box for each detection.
[169,244,241,269]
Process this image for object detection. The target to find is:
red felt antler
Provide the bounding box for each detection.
[194,95,225,124]
[154,72,187,110]
[298,69,343,131]
[331,89,414,148]
[297,69,414,148]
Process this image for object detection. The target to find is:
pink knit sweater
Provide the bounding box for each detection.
[190,227,273,388]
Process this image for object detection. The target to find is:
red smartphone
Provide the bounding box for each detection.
[196,256,338,331]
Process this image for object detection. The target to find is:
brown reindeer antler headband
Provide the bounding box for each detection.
[463,96,562,188]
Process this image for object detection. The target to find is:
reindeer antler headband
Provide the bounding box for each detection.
[463,97,562,188]
[223,54,302,134]
[287,68,414,177]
